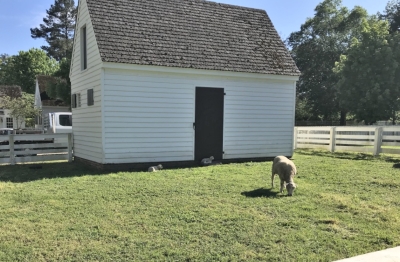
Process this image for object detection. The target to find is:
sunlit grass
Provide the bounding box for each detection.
[0,150,399,261]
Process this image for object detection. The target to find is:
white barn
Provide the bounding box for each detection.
[70,0,300,168]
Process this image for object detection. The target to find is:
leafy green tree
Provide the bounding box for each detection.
[0,93,40,128]
[30,0,77,61]
[0,54,10,85]
[295,96,314,121]
[379,0,400,33]
[334,18,400,124]
[0,49,59,94]
[47,57,71,106]
[287,0,368,125]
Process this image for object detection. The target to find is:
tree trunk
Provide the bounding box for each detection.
[340,111,346,126]
[393,110,396,125]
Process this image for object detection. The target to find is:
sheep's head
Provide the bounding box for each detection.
[286,182,296,196]
[209,156,214,161]
[157,164,163,170]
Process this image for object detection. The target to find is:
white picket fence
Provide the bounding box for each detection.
[0,133,73,165]
[294,126,400,156]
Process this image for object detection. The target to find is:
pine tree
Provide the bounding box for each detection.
[30,0,77,61]
[379,0,400,34]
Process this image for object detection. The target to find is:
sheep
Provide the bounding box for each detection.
[148,164,163,172]
[200,156,214,166]
[271,156,297,196]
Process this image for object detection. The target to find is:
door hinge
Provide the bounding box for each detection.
[193,122,196,130]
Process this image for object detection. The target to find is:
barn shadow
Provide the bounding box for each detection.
[0,161,111,183]
[241,188,280,198]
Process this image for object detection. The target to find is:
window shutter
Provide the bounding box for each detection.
[71,94,77,108]
[87,89,94,106]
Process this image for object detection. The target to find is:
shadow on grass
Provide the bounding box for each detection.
[241,188,280,198]
[296,149,400,164]
[0,161,112,183]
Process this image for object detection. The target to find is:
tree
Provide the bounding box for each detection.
[0,93,40,128]
[334,18,400,124]
[379,0,400,34]
[47,57,71,106]
[295,95,313,122]
[0,49,59,94]
[287,0,368,125]
[0,54,9,85]
[30,0,77,61]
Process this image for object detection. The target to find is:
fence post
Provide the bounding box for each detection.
[9,134,15,165]
[373,127,383,156]
[293,127,298,150]
[67,133,73,162]
[329,127,336,152]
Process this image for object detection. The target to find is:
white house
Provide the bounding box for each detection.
[0,85,25,129]
[34,75,70,130]
[70,0,300,168]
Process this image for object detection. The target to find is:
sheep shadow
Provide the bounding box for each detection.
[241,188,280,198]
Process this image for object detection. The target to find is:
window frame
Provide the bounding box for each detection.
[59,114,72,127]
[81,25,87,70]
[6,117,13,128]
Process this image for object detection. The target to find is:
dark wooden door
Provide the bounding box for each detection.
[195,87,224,162]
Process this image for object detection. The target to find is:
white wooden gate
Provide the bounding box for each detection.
[0,134,73,165]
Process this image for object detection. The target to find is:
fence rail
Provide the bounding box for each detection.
[0,133,73,165]
[294,126,400,156]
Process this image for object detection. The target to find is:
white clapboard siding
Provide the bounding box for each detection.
[225,117,294,154]
[102,68,296,163]
[70,0,103,163]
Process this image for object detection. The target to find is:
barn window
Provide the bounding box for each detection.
[87,89,94,106]
[81,26,87,70]
[71,94,77,108]
[6,117,13,128]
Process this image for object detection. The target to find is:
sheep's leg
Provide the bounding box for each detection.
[280,179,284,193]
[271,172,275,188]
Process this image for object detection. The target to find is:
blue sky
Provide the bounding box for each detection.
[0,0,388,56]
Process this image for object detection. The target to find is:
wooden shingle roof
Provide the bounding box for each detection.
[37,75,58,93]
[0,85,22,98]
[36,75,68,107]
[86,0,300,76]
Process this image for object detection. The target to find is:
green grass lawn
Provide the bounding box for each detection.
[1,150,400,261]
